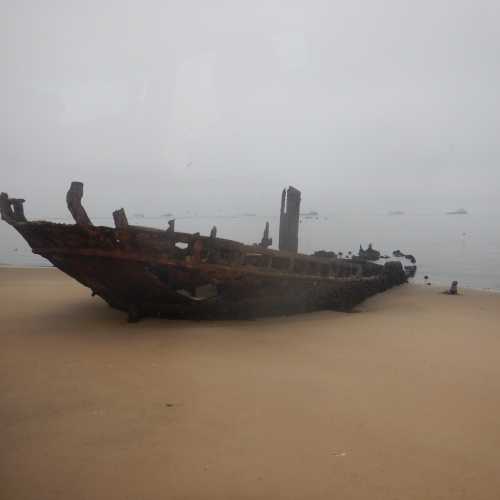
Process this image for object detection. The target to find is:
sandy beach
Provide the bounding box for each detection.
[1,267,500,500]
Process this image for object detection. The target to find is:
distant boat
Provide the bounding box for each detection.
[242,213,257,217]
[133,213,145,218]
[446,208,468,215]
[300,210,319,217]
[160,213,173,218]
[388,210,405,216]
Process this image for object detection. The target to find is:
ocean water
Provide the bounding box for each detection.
[1,212,500,291]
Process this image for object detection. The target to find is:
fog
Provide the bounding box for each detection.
[2,0,500,218]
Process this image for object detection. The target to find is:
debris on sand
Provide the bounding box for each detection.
[444,281,459,295]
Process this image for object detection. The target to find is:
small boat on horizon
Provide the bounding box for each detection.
[446,208,468,215]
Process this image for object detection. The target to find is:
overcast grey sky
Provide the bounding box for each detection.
[2,0,500,216]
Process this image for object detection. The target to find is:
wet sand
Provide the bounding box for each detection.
[1,267,500,500]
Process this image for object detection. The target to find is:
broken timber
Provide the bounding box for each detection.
[279,186,300,253]
[66,181,92,225]
[113,208,128,228]
[1,182,409,322]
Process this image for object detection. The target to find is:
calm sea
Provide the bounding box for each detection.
[2,212,499,291]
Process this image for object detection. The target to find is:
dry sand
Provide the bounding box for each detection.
[1,267,500,500]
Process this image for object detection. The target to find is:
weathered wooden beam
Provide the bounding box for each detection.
[66,182,92,225]
[113,208,128,228]
[259,221,272,248]
[0,192,27,223]
[0,193,14,222]
[191,239,204,265]
[278,186,301,253]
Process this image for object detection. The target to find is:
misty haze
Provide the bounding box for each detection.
[3,1,500,215]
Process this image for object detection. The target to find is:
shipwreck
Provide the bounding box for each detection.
[1,183,409,322]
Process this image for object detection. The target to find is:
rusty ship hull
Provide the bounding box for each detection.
[1,184,408,322]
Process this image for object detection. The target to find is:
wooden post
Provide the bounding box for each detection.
[192,239,203,265]
[260,221,272,248]
[113,208,128,228]
[0,193,14,222]
[278,186,301,253]
[66,182,92,225]
[0,193,26,223]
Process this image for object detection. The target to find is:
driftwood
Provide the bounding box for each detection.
[113,208,128,228]
[66,182,92,225]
